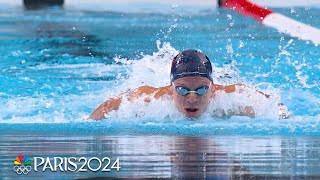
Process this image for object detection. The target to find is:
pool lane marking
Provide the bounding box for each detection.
[219,0,320,45]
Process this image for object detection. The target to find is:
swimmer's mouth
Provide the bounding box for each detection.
[185,108,199,112]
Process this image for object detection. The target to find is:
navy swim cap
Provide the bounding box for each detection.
[170,50,213,83]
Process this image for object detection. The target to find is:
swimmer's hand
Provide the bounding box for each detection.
[231,106,255,118]
[241,106,255,118]
[213,106,255,118]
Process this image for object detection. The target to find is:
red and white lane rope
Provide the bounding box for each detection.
[219,0,320,45]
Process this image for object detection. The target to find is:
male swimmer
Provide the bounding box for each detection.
[89,50,290,120]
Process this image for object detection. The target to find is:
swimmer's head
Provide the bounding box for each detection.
[170,50,213,118]
[170,49,213,83]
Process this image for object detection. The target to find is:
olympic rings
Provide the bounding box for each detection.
[13,165,32,174]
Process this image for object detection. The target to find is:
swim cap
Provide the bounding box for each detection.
[170,50,213,83]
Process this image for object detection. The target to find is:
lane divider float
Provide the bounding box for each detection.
[219,0,320,45]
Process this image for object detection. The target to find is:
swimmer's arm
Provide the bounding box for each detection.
[88,85,171,120]
[225,84,294,118]
[87,87,149,120]
[217,84,293,119]
[211,84,256,118]
[219,84,270,98]
[88,96,122,120]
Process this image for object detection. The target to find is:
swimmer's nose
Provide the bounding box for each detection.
[186,93,199,104]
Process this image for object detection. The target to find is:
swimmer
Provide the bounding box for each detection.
[89,50,291,120]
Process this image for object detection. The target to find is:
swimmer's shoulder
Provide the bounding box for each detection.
[134,85,172,99]
[135,85,158,94]
[211,84,232,93]
[155,85,173,99]
[212,83,246,93]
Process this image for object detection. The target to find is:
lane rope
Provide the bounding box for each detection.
[219,0,320,45]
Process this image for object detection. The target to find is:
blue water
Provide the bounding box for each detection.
[0,5,319,179]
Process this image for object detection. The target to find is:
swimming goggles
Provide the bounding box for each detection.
[174,85,210,96]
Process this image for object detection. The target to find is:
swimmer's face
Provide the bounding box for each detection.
[171,77,213,118]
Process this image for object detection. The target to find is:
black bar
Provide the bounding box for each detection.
[23,0,64,10]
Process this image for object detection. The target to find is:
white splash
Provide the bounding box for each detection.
[0,41,293,123]
[99,41,288,120]
[117,40,178,89]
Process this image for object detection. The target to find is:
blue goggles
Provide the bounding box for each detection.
[174,85,210,96]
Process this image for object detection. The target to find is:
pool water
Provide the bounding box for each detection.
[2,132,320,179]
[0,4,319,179]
